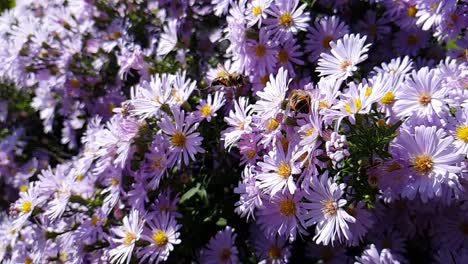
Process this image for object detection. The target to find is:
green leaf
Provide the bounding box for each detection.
[180,183,200,203]
[216,217,227,227]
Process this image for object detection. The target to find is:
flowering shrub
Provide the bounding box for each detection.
[0,0,467,263]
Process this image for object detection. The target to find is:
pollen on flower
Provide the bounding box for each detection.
[201,105,212,117]
[20,185,28,193]
[253,6,262,17]
[322,199,338,217]
[418,94,432,106]
[20,201,33,213]
[365,87,372,97]
[277,162,292,178]
[322,35,333,49]
[219,248,232,262]
[76,174,85,182]
[111,178,119,186]
[255,45,267,58]
[171,132,187,147]
[279,199,296,216]
[407,5,417,17]
[381,91,396,105]
[123,232,137,245]
[268,246,282,260]
[305,128,316,137]
[413,154,434,175]
[456,126,468,143]
[345,99,362,114]
[91,215,100,226]
[279,13,294,28]
[153,231,169,247]
[266,118,280,131]
[277,49,289,64]
[340,60,353,72]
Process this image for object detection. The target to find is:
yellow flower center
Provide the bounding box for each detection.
[253,6,262,17]
[345,99,362,114]
[20,185,28,193]
[277,49,289,64]
[266,118,280,131]
[456,126,468,143]
[305,128,316,137]
[365,87,373,97]
[91,216,100,226]
[171,132,186,147]
[201,105,212,117]
[247,149,256,159]
[413,154,434,175]
[407,35,419,46]
[59,252,68,262]
[418,94,432,106]
[322,35,333,49]
[279,199,296,216]
[407,5,417,17]
[111,178,119,186]
[25,258,33,264]
[340,60,353,72]
[76,174,85,182]
[381,92,396,105]
[255,45,267,58]
[323,199,338,217]
[20,201,33,213]
[70,79,80,88]
[268,246,282,259]
[153,231,169,247]
[123,232,137,246]
[277,162,292,178]
[219,248,232,262]
[279,13,293,28]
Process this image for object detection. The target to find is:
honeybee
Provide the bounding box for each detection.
[209,64,246,90]
[287,89,311,114]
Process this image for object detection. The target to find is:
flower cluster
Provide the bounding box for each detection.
[0,0,467,263]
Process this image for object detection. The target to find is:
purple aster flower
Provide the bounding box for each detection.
[222,97,254,149]
[196,91,226,122]
[393,67,448,124]
[257,191,309,241]
[234,165,263,220]
[264,0,310,41]
[306,241,350,264]
[158,107,205,167]
[157,19,178,57]
[356,244,401,264]
[392,125,464,202]
[150,189,182,219]
[275,38,303,77]
[392,26,430,56]
[304,173,356,245]
[12,184,43,230]
[199,226,239,264]
[345,202,374,246]
[256,141,301,196]
[246,29,278,76]
[252,67,291,123]
[246,0,273,28]
[108,209,144,264]
[415,0,457,31]
[251,228,291,264]
[138,213,181,263]
[305,16,349,63]
[317,34,371,81]
[355,10,391,42]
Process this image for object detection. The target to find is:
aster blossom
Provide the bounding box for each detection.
[317,34,371,81]
[109,209,144,264]
[158,107,205,167]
